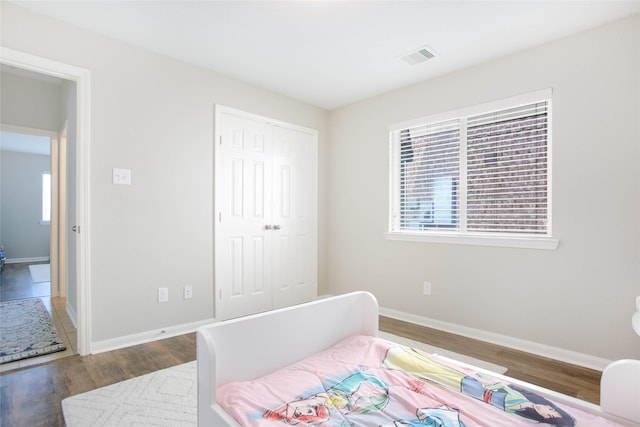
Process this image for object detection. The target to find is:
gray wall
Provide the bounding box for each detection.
[0,71,61,130]
[327,14,640,362]
[0,150,51,260]
[1,3,330,344]
[4,2,636,364]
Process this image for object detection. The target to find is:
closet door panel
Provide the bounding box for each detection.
[216,113,273,320]
[272,126,317,309]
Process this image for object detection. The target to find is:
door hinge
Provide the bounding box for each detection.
[219,135,223,145]
[218,212,222,222]
[219,289,222,299]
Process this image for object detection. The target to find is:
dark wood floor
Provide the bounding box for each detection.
[0,262,52,302]
[0,313,602,426]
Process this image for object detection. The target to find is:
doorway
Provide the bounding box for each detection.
[0,128,55,294]
[0,48,91,355]
[0,109,77,370]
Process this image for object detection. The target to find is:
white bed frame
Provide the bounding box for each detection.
[197,292,640,426]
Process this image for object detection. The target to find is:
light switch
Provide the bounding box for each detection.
[113,168,132,185]
[158,287,169,303]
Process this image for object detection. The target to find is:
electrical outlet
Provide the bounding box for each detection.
[184,285,193,299]
[158,287,169,303]
[423,281,432,296]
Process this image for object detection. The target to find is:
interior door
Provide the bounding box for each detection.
[216,112,273,320]
[271,126,317,308]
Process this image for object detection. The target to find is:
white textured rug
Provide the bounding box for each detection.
[61,333,506,426]
[28,263,51,283]
[62,361,197,427]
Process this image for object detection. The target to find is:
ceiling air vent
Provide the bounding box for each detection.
[401,46,436,66]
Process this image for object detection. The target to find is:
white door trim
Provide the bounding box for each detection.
[0,47,92,355]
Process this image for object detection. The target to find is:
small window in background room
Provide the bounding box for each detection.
[42,171,51,224]
[388,89,555,248]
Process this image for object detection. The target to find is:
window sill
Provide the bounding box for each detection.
[384,231,559,250]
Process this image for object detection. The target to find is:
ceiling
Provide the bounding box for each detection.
[8,1,640,110]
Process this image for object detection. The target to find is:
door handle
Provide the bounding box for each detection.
[265,225,273,230]
[72,225,79,233]
[273,225,281,230]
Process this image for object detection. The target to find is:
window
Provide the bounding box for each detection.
[388,89,557,249]
[42,171,51,224]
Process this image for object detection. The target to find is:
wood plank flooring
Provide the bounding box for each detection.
[0,333,196,427]
[0,262,51,301]
[0,314,602,426]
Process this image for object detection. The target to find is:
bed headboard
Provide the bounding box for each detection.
[197,291,379,425]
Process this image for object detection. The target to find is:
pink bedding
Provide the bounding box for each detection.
[217,335,626,426]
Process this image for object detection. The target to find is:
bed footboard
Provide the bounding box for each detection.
[601,359,640,423]
[197,291,379,426]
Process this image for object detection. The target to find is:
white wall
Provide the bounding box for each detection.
[328,14,640,362]
[1,3,329,344]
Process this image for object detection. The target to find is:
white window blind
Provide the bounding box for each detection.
[398,119,460,230]
[466,102,548,234]
[390,90,552,239]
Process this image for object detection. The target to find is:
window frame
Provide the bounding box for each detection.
[387,89,558,250]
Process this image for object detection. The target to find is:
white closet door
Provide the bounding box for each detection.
[215,107,318,321]
[216,113,273,320]
[271,126,317,309]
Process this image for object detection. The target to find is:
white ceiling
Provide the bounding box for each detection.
[9,1,640,110]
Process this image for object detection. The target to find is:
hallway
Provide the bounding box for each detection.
[0,262,77,372]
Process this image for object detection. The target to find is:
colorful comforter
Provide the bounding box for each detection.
[217,335,627,426]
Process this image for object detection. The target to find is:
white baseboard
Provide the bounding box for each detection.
[90,318,216,354]
[380,306,612,371]
[6,257,50,264]
[66,303,78,329]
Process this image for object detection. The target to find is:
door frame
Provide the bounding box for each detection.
[0,47,92,355]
